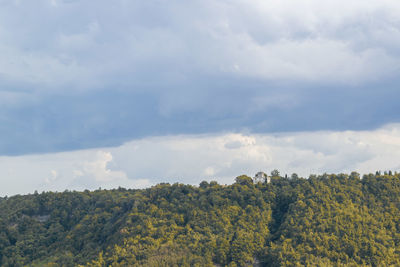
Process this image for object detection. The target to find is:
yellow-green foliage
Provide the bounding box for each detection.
[0,172,400,266]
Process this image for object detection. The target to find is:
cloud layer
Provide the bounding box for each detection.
[1,0,400,155]
[2,0,400,85]
[2,124,400,196]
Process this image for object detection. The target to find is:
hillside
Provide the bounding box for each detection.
[1,172,400,266]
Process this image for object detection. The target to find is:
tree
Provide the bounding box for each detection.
[271,169,280,177]
[291,173,299,179]
[235,175,253,186]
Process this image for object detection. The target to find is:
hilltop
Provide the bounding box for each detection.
[1,172,400,266]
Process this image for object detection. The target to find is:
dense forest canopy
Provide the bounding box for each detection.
[1,171,400,266]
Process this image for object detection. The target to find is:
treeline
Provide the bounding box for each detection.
[1,172,400,266]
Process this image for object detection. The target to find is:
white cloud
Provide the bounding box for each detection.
[45,170,58,184]
[0,149,150,196]
[67,150,151,191]
[2,124,400,196]
[0,0,400,93]
[79,151,126,183]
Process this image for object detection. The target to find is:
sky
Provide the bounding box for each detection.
[1,0,400,196]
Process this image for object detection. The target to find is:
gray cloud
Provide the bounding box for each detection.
[1,77,400,155]
[1,0,400,155]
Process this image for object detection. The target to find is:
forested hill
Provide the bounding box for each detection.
[1,172,400,266]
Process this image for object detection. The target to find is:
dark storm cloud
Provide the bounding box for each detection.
[2,76,400,155]
[1,0,400,155]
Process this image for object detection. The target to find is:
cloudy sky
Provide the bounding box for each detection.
[1,0,400,195]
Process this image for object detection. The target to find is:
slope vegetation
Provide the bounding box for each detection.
[0,172,400,266]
